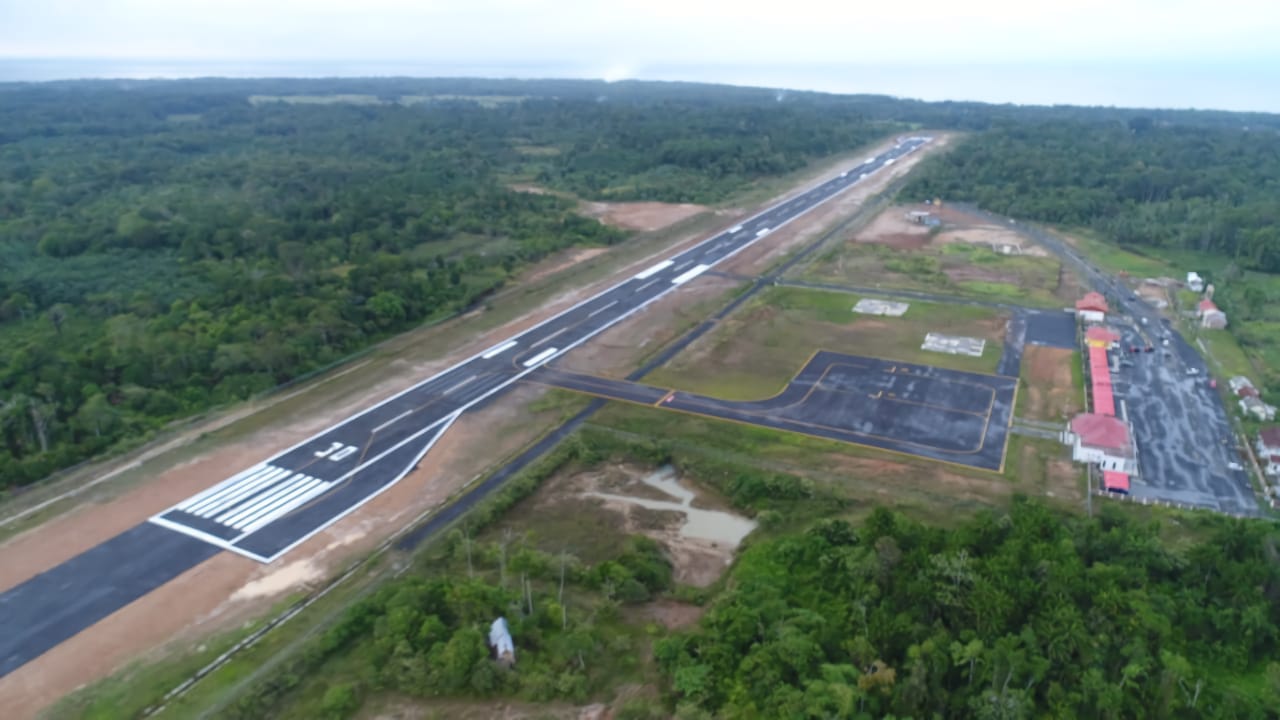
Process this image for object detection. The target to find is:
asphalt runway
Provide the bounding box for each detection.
[0,137,933,679]
[534,349,1016,471]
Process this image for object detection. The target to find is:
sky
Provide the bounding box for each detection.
[2,0,1278,112]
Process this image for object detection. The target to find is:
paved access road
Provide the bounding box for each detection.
[0,138,931,679]
[533,349,1016,471]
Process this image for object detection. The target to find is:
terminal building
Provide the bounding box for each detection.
[1063,314,1137,493]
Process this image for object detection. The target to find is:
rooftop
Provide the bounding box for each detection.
[1199,299,1220,313]
[1103,471,1130,493]
[1085,326,1120,344]
[1071,412,1130,451]
[1076,292,1109,313]
[1259,427,1280,448]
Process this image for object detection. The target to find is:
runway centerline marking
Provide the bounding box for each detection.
[372,409,415,434]
[531,327,569,348]
[441,374,478,396]
[588,300,618,318]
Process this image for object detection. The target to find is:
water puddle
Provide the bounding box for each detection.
[586,466,756,546]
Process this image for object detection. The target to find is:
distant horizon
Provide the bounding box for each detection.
[2,58,1278,115]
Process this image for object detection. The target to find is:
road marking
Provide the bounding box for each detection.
[441,373,478,395]
[229,478,327,531]
[179,464,273,516]
[522,347,559,368]
[672,260,692,272]
[587,300,618,318]
[531,326,569,348]
[636,278,660,293]
[755,228,770,238]
[218,473,315,526]
[186,466,290,518]
[372,409,415,434]
[481,340,518,359]
[634,259,673,280]
[728,224,743,234]
[671,264,710,286]
[236,480,333,534]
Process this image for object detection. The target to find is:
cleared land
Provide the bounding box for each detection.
[644,284,1008,401]
[802,203,1086,307]
[1018,346,1084,422]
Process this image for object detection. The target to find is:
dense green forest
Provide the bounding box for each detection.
[658,502,1280,718]
[4,77,1280,490]
[160,430,1280,719]
[903,120,1280,271]
[0,79,896,489]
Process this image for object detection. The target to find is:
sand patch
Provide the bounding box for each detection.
[1020,346,1080,422]
[579,201,708,232]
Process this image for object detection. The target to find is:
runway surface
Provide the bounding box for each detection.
[533,349,1016,471]
[0,137,931,678]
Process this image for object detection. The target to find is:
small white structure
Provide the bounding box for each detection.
[922,333,985,357]
[1240,396,1277,422]
[1186,272,1205,293]
[853,298,909,317]
[1229,376,1260,398]
[1198,299,1228,329]
[1075,292,1109,324]
[489,617,515,667]
[1065,413,1137,474]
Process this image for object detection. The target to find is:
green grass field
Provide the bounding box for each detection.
[643,285,1006,400]
[802,236,1074,308]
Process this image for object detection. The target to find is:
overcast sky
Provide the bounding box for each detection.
[2,0,1278,111]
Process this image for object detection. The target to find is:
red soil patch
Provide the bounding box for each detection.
[1020,346,1080,422]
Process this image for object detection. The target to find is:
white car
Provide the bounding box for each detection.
[1186,368,1200,376]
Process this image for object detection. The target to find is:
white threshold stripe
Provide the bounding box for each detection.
[441,374,478,396]
[225,478,321,530]
[587,300,618,318]
[728,224,743,233]
[634,259,673,280]
[531,326,569,348]
[522,347,559,368]
[180,464,274,515]
[481,340,518,359]
[217,473,311,525]
[371,409,414,435]
[229,478,327,530]
[178,463,264,509]
[233,410,463,563]
[236,481,333,534]
[671,264,711,286]
[220,476,319,528]
[151,138,932,557]
[186,466,288,517]
[755,227,771,238]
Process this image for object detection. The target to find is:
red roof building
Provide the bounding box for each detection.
[1102,471,1131,494]
[1085,326,1120,347]
[1076,292,1109,313]
[1071,413,1130,450]
[1198,299,1218,313]
[1087,345,1115,416]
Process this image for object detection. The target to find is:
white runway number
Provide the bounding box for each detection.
[314,441,358,461]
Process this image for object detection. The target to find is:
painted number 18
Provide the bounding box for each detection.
[314,441,358,461]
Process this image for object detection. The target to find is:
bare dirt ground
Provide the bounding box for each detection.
[628,599,706,630]
[857,203,1050,257]
[1020,346,1082,422]
[579,201,708,232]
[520,247,610,285]
[2,133,936,716]
[720,135,954,277]
[509,183,709,232]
